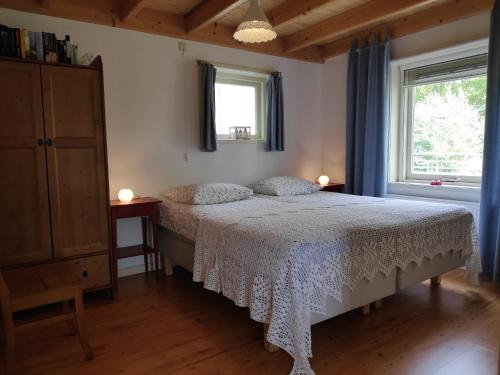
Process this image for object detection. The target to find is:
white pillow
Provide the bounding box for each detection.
[250,176,320,196]
[161,183,253,205]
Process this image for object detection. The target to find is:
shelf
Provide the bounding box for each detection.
[116,245,155,259]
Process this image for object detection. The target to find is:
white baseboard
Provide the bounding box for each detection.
[118,264,146,278]
[117,260,160,278]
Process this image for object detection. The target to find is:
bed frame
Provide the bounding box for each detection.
[158,226,465,352]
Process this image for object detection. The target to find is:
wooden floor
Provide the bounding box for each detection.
[5,268,500,375]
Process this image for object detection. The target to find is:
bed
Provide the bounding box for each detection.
[158,191,480,375]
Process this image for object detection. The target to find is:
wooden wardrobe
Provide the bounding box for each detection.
[0,56,112,291]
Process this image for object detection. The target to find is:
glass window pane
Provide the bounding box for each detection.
[411,75,486,177]
[215,82,256,136]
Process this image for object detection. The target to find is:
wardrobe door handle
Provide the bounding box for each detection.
[46,139,53,146]
[37,139,44,146]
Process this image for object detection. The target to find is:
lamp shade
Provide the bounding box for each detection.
[318,175,330,187]
[233,0,277,43]
[117,188,134,203]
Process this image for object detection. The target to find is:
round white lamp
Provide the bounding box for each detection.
[318,175,330,187]
[117,188,134,203]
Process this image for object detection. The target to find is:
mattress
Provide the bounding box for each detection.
[159,196,286,241]
[160,191,459,240]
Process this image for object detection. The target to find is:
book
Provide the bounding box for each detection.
[65,35,70,63]
[3,27,20,58]
[29,31,36,59]
[47,33,53,62]
[11,28,20,57]
[51,33,57,62]
[35,31,43,61]
[57,39,65,63]
[23,29,30,59]
[42,32,48,61]
[72,44,78,64]
[0,25,9,57]
[20,28,26,59]
[8,28,17,57]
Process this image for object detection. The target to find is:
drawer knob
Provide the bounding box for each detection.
[82,270,89,278]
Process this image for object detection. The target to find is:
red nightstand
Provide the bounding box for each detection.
[110,197,162,289]
[320,183,345,193]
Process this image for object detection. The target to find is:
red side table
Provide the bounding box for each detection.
[110,197,162,289]
[320,183,345,193]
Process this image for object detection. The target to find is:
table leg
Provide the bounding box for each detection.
[111,212,118,290]
[152,208,160,282]
[141,217,148,274]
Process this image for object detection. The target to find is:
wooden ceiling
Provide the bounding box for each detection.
[0,0,494,63]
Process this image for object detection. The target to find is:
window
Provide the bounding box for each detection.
[214,67,267,141]
[398,54,487,184]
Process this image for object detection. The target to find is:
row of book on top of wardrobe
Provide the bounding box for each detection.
[0,25,78,64]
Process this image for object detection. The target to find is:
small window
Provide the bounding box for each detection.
[400,54,487,184]
[215,67,267,141]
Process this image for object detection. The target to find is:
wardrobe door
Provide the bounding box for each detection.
[0,61,52,266]
[41,66,109,258]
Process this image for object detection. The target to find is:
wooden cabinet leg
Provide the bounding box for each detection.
[141,217,148,274]
[430,275,442,285]
[263,324,279,352]
[152,209,160,282]
[73,287,93,360]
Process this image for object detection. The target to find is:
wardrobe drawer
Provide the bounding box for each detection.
[63,254,111,290]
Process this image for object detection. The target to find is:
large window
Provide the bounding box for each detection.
[400,54,487,184]
[215,67,267,141]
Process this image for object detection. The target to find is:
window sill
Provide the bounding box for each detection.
[387,181,481,203]
[217,139,265,144]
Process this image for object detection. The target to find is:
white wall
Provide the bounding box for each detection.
[0,8,491,274]
[321,13,491,182]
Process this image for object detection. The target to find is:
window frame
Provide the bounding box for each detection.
[214,67,268,142]
[389,40,489,188]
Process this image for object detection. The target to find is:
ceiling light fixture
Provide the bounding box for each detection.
[233,0,277,44]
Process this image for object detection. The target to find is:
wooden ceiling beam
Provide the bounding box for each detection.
[319,0,493,59]
[185,0,246,33]
[283,0,440,52]
[121,0,151,21]
[266,0,336,28]
[0,0,323,63]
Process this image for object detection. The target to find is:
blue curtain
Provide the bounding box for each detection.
[266,72,285,151]
[479,0,500,281]
[199,62,217,152]
[345,35,391,197]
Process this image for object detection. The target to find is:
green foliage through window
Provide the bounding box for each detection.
[411,75,486,177]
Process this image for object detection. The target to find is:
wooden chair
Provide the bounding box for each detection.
[0,263,93,372]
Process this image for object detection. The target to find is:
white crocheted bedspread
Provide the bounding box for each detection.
[159,196,286,241]
[191,193,480,375]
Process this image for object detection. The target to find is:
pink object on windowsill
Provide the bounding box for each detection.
[430,180,443,186]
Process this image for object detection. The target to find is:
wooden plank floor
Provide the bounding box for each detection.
[5,268,500,375]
